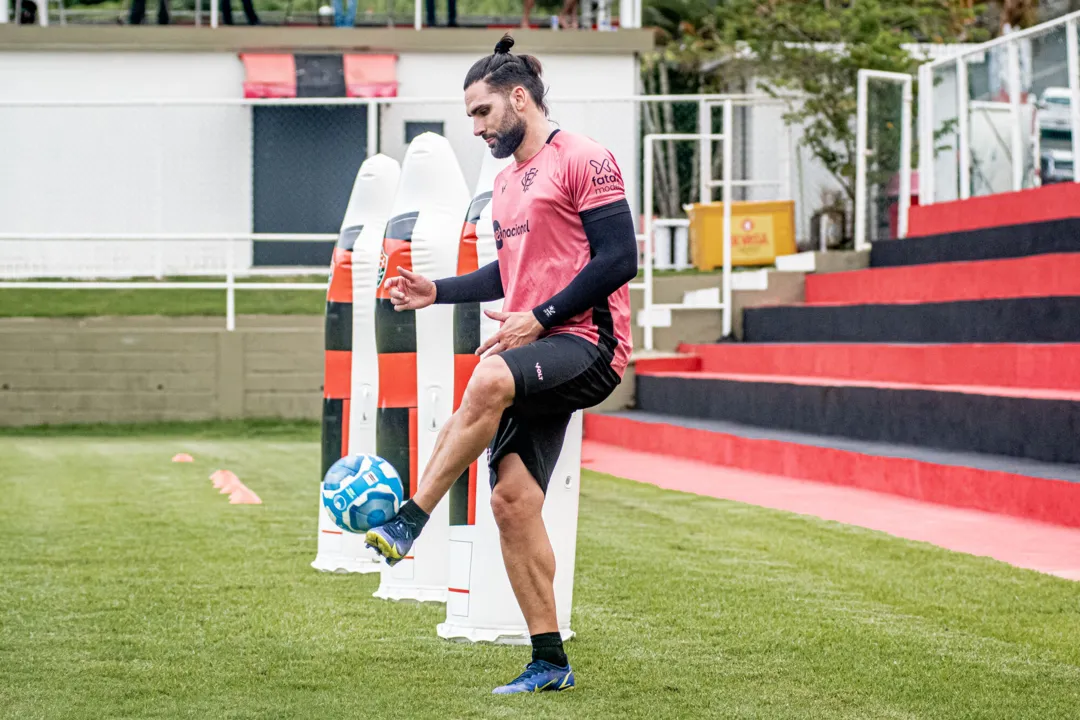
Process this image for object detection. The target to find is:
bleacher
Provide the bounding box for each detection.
[587,182,1080,528]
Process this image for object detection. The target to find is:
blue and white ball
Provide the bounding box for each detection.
[321,454,404,534]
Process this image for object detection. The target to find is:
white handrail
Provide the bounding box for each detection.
[642,127,732,350]
[854,69,913,250]
[923,10,1080,69]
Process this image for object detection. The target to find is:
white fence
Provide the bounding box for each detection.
[0,94,794,345]
[919,11,1080,205]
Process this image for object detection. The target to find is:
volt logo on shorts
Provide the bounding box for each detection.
[493,219,530,250]
[535,363,544,381]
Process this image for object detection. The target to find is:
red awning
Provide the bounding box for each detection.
[343,54,398,98]
[240,54,297,99]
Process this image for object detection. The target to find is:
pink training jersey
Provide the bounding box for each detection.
[492,129,633,377]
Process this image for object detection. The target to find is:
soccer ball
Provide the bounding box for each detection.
[321,454,404,534]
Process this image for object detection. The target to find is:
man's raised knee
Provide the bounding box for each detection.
[491,485,531,529]
[462,356,515,417]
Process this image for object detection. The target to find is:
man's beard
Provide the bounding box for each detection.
[487,113,527,159]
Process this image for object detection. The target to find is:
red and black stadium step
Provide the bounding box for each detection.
[805,252,1080,306]
[906,181,1080,239]
[584,411,1080,528]
[742,296,1080,343]
[871,218,1080,268]
[664,343,1080,391]
[632,370,1080,466]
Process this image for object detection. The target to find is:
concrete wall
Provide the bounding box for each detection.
[0,316,322,427]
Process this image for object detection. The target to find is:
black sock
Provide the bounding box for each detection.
[397,499,430,533]
[531,632,568,668]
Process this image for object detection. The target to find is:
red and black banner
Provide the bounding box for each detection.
[447,191,493,526]
[375,212,419,498]
[321,225,365,478]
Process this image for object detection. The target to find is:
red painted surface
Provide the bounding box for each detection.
[908,182,1080,237]
[639,369,1080,401]
[634,355,701,374]
[805,253,1080,305]
[675,343,1080,391]
[583,413,1080,529]
[582,439,1080,580]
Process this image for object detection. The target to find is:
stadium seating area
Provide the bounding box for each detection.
[586,182,1080,529]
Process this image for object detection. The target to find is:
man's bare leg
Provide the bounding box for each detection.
[521,0,534,27]
[490,453,559,635]
[410,356,514,514]
[365,356,514,563]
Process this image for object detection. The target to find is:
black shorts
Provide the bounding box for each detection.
[488,333,621,493]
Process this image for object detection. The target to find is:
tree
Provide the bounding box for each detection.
[715,0,983,201]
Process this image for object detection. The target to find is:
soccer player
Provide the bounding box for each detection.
[366,34,637,695]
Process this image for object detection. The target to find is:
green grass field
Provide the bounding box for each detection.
[0,279,326,318]
[0,271,719,319]
[2,422,1079,719]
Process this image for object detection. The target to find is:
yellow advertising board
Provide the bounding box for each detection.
[686,200,797,269]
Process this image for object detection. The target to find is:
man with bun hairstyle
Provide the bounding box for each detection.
[367,34,637,695]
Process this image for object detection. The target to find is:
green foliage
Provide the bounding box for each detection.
[641,0,984,203]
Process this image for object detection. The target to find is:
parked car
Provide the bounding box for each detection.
[1040,148,1074,184]
[1038,87,1073,135]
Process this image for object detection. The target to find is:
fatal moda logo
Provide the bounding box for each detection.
[521,167,538,192]
[589,157,620,189]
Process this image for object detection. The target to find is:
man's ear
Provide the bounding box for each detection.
[512,85,529,111]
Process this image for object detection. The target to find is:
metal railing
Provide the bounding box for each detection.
[854,69,913,250]
[919,11,1080,205]
[0,233,329,331]
[1,93,794,344]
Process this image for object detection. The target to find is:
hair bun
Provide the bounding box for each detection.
[494,34,515,54]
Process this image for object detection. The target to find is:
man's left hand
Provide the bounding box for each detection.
[476,310,544,356]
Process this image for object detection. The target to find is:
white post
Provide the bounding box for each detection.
[210,0,218,28]
[957,58,971,200]
[899,77,913,239]
[195,0,201,26]
[721,100,733,339]
[226,239,236,331]
[1068,18,1080,184]
[367,100,378,159]
[854,70,870,251]
[1,0,8,24]
[699,99,712,202]
[1007,40,1024,192]
[919,64,936,206]
[38,0,46,25]
[643,138,654,351]
[414,0,421,29]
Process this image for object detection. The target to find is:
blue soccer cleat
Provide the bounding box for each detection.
[364,515,415,567]
[492,660,575,695]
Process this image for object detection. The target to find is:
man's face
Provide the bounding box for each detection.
[465,81,527,159]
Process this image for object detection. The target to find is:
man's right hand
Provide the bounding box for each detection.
[385,266,437,311]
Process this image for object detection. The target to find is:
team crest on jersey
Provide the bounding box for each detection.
[521,167,538,193]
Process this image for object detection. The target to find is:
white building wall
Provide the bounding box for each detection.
[0,53,252,278]
[0,50,640,278]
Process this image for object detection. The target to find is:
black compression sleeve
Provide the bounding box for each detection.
[433,260,504,305]
[531,199,638,329]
